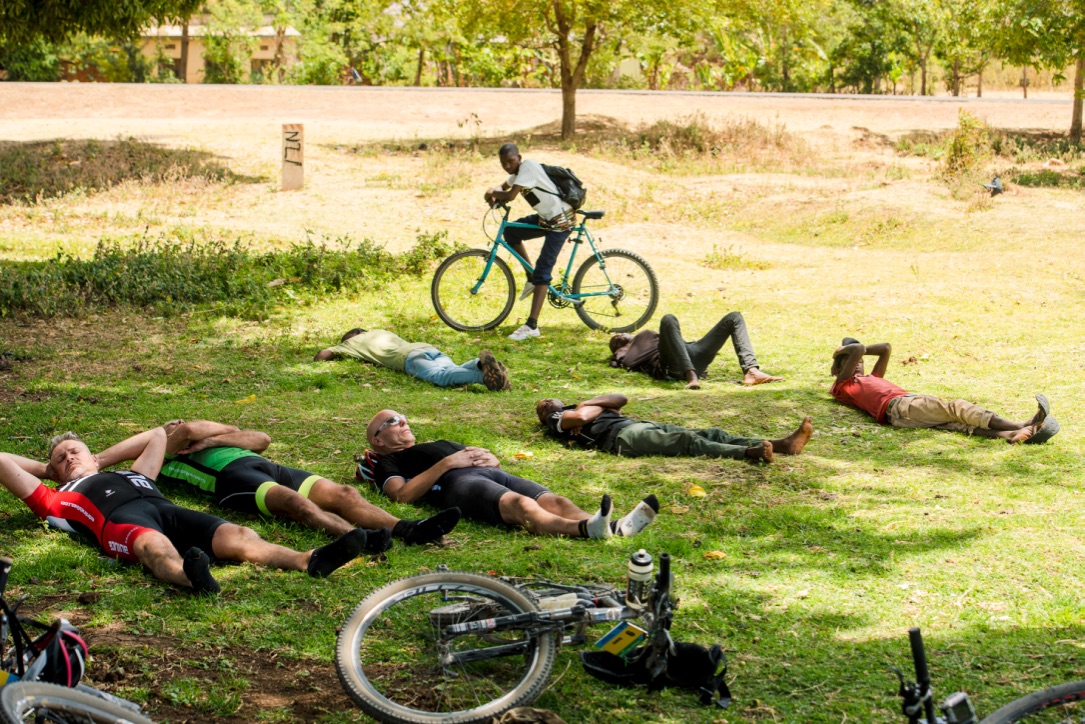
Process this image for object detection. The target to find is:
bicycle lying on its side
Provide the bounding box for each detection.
[0,556,153,724]
[335,551,720,724]
[894,627,1085,723]
[431,202,659,333]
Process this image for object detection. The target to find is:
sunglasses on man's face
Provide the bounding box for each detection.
[375,414,403,437]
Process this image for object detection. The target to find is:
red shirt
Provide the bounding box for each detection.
[831,375,908,423]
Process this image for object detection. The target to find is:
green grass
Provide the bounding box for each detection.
[0,122,1083,723]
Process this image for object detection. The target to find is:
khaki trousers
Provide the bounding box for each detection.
[886,394,995,435]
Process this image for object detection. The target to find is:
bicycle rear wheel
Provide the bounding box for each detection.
[573,249,659,333]
[980,681,1085,723]
[0,681,154,724]
[432,250,515,332]
[335,572,559,724]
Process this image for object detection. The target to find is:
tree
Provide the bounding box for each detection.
[935,0,996,96]
[467,0,704,139]
[0,0,202,45]
[995,0,1085,142]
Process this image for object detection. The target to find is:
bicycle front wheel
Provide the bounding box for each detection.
[0,682,154,724]
[335,572,559,724]
[981,681,1085,723]
[432,250,515,332]
[573,249,659,333]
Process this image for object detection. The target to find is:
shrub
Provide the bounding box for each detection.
[0,231,459,319]
[941,110,992,183]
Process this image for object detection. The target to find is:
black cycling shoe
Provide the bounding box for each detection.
[362,527,394,554]
[183,547,220,595]
[308,528,367,578]
[394,508,461,545]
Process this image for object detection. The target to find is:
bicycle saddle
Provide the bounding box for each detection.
[577,210,605,220]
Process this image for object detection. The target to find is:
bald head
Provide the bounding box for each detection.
[366,409,415,454]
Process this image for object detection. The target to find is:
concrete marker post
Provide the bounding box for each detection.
[282,123,304,190]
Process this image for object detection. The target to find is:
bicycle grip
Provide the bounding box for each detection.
[908,627,931,687]
[0,556,11,596]
[657,552,671,595]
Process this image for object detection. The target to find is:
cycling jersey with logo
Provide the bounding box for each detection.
[25,471,163,546]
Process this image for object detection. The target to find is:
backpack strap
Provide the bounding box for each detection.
[699,644,732,709]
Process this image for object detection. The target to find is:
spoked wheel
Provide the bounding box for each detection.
[573,249,659,333]
[0,682,154,724]
[980,681,1085,723]
[431,250,516,331]
[335,572,559,724]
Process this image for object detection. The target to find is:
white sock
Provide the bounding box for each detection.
[584,494,613,540]
[615,494,659,537]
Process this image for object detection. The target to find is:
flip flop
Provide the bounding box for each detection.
[1035,394,1051,424]
[1024,416,1060,445]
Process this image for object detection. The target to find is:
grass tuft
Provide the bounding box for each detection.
[0,137,259,205]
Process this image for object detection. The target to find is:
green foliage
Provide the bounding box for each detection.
[0,38,62,81]
[941,110,991,183]
[0,230,457,319]
[289,35,348,85]
[202,0,262,84]
[0,138,243,205]
[702,244,771,271]
[0,0,201,45]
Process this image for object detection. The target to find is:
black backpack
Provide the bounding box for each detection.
[536,164,587,210]
[580,641,732,708]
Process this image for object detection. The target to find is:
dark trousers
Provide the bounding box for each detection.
[613,422,763,460]
[657,312,759,378]
[504,215,573,285]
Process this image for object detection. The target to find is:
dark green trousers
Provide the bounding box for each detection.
[611,422,763,460]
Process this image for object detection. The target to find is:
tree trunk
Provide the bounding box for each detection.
[1071,54,1085,144]
[179,17,190,82]
[553,1,597,140]
[1021,66,1028,99]
[977,63,983,97]
[952,60,960,96]
[414,47,424,86]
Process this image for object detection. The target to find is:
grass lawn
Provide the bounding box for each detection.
[0,91,1082,723]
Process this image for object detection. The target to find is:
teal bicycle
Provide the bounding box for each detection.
[431,203,659,333]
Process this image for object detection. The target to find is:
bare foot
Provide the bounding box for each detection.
[743,367,784,386]
[686,379,701,390]
[684,370,700,390]
[745,441,774,463]
[770,417,814,455]
[1007,426,1036,444]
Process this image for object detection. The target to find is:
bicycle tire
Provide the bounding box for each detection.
[335,572,559,724]
[0,681,154,724]
[980,680,1085,723]
[431,250,516,332]
[572,249,659,333]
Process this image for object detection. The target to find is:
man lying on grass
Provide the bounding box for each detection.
[97,420,459,549]
[830,337,1058,444]
[536,394,812,463]
[360,409,658,539]
[609,312,783,390]
[0,426,371,595]
[315,327,511,391]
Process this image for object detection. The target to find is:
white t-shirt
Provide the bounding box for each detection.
[508,159,572,222]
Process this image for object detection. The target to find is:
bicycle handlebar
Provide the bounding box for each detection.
[908,628,938,724]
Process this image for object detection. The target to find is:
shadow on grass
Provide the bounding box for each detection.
[0,137,264,204]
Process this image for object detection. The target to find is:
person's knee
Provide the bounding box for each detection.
[500,494,535,524]
[723,311,743,324]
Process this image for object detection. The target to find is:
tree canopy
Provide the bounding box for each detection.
[0,0,202,44]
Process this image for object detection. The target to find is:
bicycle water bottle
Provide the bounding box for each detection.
[625,549,653,609]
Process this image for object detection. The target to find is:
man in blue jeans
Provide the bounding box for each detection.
[484,143,575,341]
[315,328,510,391]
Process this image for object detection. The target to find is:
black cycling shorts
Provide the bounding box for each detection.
[427,467,550,526]
[216,457,321,516]
[109,497,228,558]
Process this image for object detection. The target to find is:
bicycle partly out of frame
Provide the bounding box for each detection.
[0,556,153,724]
[895,627,1085,724]
[335,552,680,724]
[431,202,659,333]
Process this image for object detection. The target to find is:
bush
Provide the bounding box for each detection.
[0,231,458,319]
[941,110,992,183]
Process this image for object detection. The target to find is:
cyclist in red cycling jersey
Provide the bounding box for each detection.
[0,425,370,594]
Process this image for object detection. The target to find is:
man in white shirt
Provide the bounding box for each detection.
[484,143,575,341]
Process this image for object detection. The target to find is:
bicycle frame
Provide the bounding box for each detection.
[478,205,614,303]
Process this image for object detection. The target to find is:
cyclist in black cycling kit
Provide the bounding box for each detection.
[0,426,372,594]
[362,409,658,539]
[141,420,458,545]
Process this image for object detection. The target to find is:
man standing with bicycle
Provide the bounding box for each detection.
[484,142,575,341]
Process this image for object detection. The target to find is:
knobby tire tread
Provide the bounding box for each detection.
[335,571,558,724]
[980,680,1085,723]
[572,248,659,333]
[0,681,153,724]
